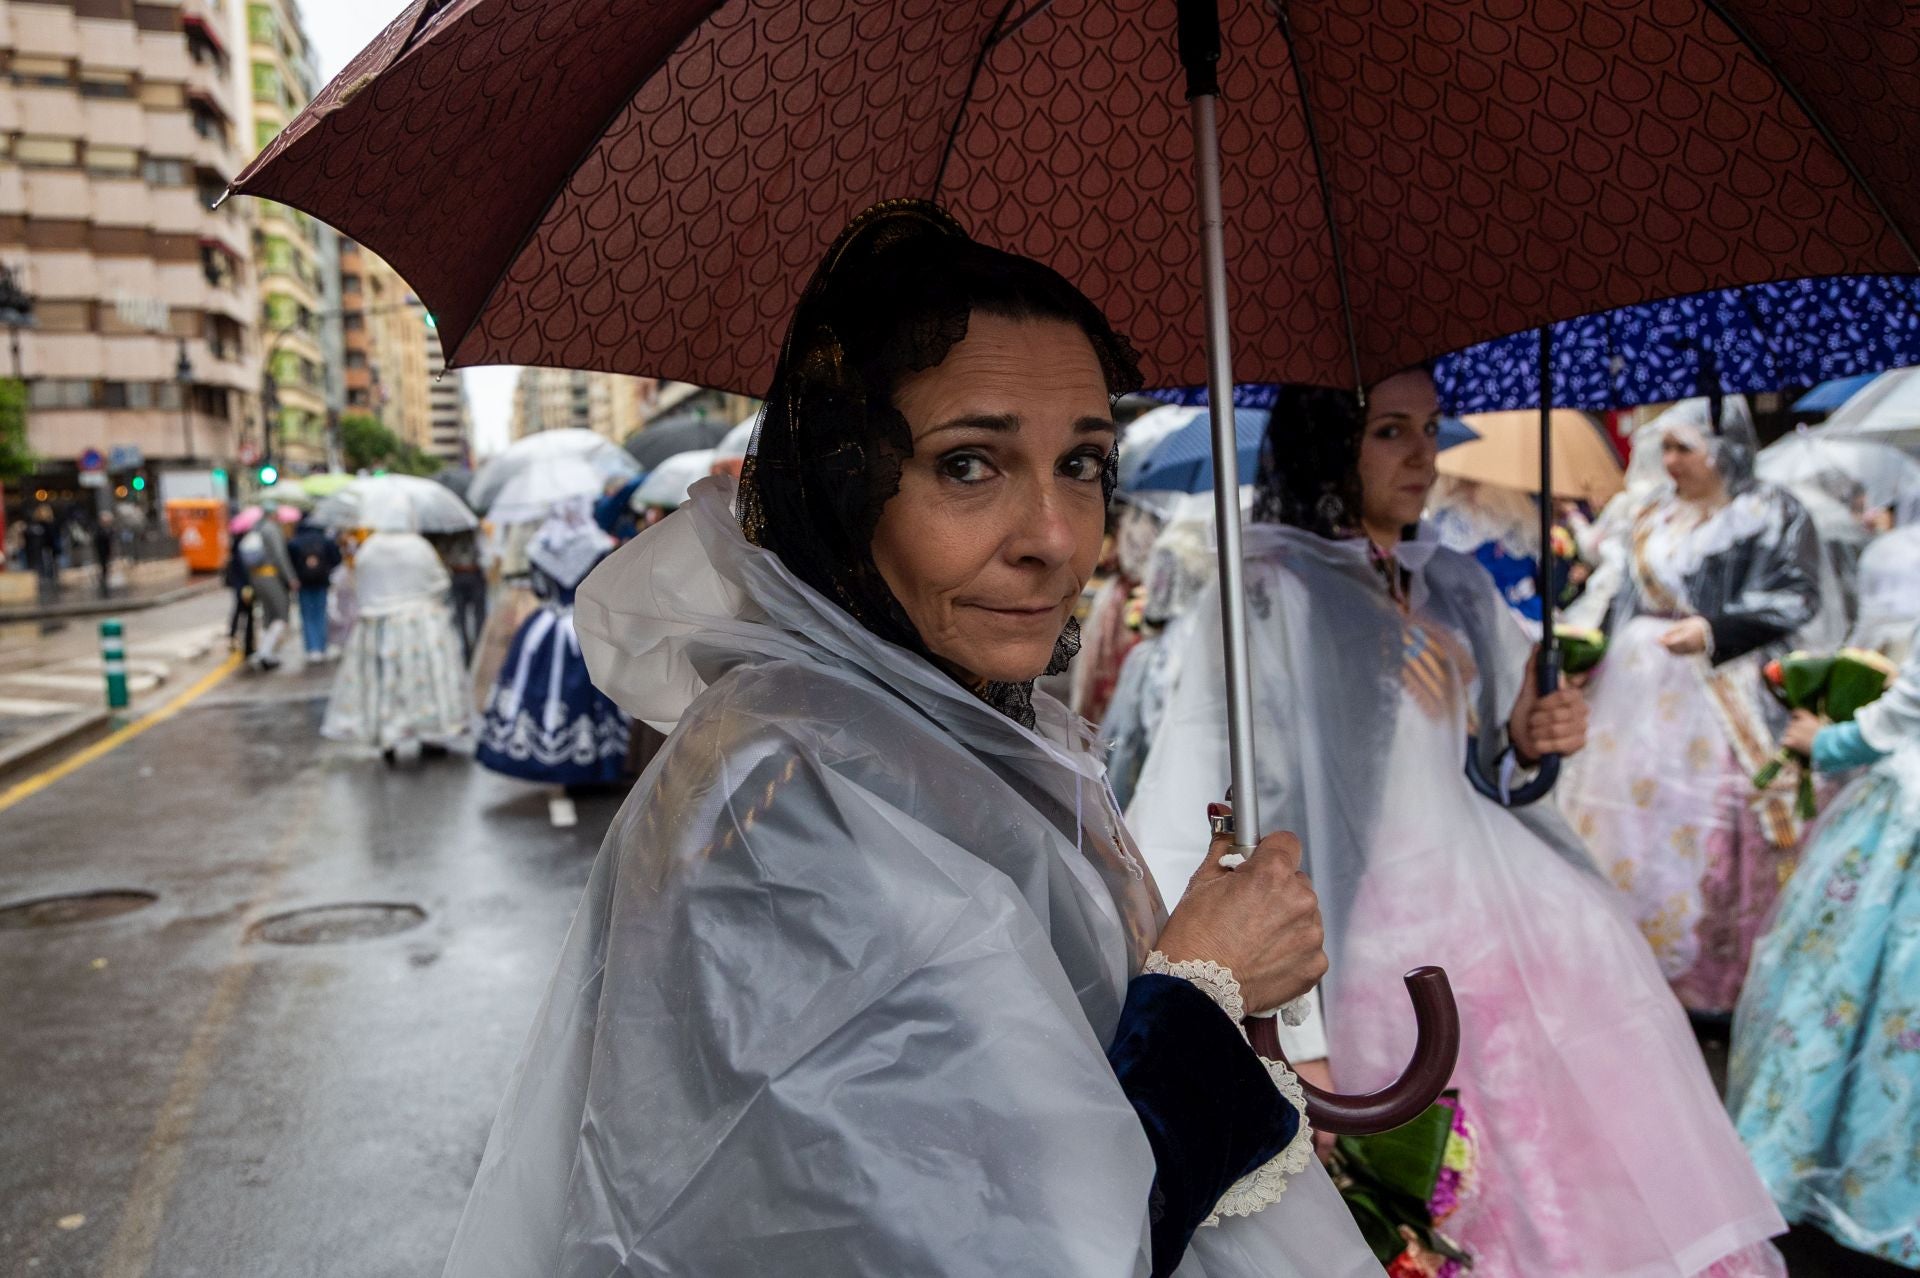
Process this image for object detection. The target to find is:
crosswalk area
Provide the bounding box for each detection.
[0,626,220,720]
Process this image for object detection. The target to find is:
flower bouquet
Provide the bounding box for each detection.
[1554,625,1608,677]
[1754,647,1899,818]
[1331,1092,1476,1276]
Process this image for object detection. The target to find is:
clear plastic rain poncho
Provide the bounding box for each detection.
[437,479,1375,1278]
[1852,524,1920,659]
[1566,397,1826,648]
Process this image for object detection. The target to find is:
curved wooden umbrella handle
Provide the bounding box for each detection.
[1245,967,1461,1136]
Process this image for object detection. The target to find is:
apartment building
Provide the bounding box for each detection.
[425,325,468,465]
[509,367,659,444]
[0,0,260,506]
[233,0,332,468]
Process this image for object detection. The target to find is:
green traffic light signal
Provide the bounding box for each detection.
[424,312,438,330]
[130,475,146,492]
[258,464,279,486]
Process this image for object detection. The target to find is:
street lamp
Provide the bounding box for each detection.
[175,338,195,462]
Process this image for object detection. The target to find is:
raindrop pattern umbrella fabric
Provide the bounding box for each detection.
[232,0,1920,396]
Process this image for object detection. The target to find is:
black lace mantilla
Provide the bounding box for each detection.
[739,199,1141,730]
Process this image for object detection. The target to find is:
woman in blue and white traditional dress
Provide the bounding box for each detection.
[475,498,628,785]
[1729,623,1920,1271]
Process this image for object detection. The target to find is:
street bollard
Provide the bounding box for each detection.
[100,618,128,710]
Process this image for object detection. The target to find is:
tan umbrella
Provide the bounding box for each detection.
[1442,410,1625,505]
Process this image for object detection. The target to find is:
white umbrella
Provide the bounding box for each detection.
[314,474,478,533]
[1816,369,1920,451]
[1758,428,1920,515]
[713,415,758,462]
[468,428,641,515]
[483,454,610,525]
[630,450,716,511]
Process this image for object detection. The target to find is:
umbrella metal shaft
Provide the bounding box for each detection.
[1191,91,1261,852]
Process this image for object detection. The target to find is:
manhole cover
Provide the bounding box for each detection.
[249,903,427,945]
[0,890,158,930]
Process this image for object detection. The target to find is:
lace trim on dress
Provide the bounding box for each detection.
[1140,951,1314,1226]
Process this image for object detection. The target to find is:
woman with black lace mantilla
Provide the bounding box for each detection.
[440,202,1377,1278]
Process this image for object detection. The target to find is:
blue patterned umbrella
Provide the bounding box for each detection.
[1150,275,1920,416]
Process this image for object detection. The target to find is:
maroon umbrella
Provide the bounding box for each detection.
[232,0,1918,1133]
[236,0,1917,395]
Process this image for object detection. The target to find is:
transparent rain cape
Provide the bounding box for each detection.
[440,478,1376,1278]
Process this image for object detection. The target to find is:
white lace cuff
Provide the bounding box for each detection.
[1141,951,1245,1024]
[1202,1056,1314,1228]
[1140,952,1315,1228]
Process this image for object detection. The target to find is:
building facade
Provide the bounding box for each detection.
[0,0,261,509]
[232,0,328,470]
[425,326,468,465]
[509,367,661,444]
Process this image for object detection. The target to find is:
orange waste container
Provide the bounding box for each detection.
[166,498,229,573]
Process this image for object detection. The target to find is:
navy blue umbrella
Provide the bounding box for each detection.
[1150,275,1920,416]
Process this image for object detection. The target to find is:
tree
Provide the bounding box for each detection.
[0,377,33,481]
[340,413,404,472]
[339,413,445,477]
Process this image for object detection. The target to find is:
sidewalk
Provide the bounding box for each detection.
[0,567,220,625]
[0,589,237,779]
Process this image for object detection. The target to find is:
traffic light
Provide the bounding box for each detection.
[130,475,146,492]
[258,464,279,487]
[423,311,438,330]
[211,467,228,489]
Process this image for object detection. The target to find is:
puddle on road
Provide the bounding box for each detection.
[248,902,427,945]
[0,890,158,929]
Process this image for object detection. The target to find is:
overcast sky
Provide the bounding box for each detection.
[305,2,516,457]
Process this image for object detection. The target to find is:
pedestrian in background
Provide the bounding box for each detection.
[24,504,59,604]
[322,495,469,764]
[1559,398,1822,1018]
[92,509,116,599]
[236,506,297,670]
[432,528,488,666]
[225,525,255,658]
[288,515,342,663]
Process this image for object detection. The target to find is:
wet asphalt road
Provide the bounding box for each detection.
[0,664,621,1278]
[0,662,1905,1277]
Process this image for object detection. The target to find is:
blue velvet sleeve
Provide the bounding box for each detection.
[1107,973,1301,1278]
[1813,721,1888,772]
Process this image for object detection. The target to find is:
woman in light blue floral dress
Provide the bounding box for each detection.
[1730,622,1920,1270]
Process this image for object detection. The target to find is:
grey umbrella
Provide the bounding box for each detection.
[624,416,730,470]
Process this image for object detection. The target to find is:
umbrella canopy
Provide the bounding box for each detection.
[1817,369,1920,450]
[484,454,611,526]
[1794,373,1880,414]
[1125,407,1268,496]
[1757,430,1920,514]
[432,464,474,499]
[1440,410,1624,505]
[231,2,1920,398]
[314,473,478,534]
[229,507,264,536]
[467,428,639,515]
[631,450,717,512]
[293,472,359,498]
[625,416,731,470]
[712,417,758,462]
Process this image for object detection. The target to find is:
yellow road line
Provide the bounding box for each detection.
[0,653,241,816]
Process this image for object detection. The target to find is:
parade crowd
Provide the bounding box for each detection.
[233,250,1920,1278]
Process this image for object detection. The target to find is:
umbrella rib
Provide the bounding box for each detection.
[1268,0,1366,401]
[931,0,1042,200]
[446,1,733,374]
[1697,0,1920,273]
